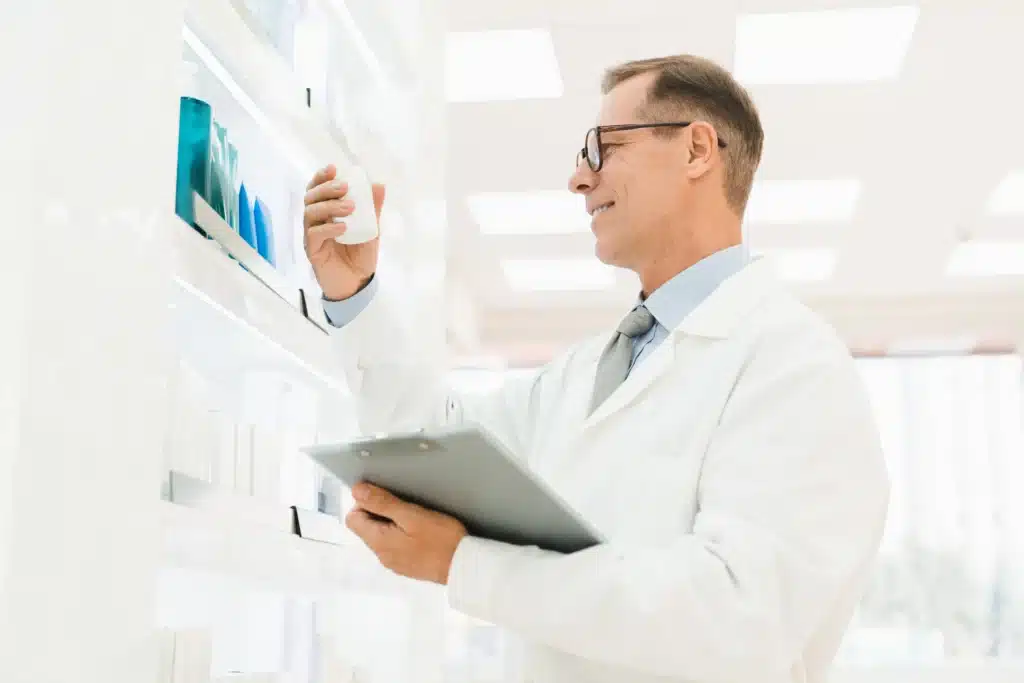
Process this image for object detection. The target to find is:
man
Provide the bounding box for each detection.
[302,55,889,683]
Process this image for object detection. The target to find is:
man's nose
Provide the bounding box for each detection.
[569,162,595,195]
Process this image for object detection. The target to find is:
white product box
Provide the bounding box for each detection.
[319,654,356,683]
[250,423,283,503]
[212,412,237,490]
[156,628,177,683]
[172,629,213,683]
[233,423,255,496]
[167,361,222,483]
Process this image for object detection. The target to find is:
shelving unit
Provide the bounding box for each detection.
[175,0,417,379]
[189,193,306,315]
[169,207,350,410]
[159,473,405,596]
[182,0,412,182]
[160,0,451,678]
[324,0,417,84]
[183,0,348,175]
[3,0,445,681]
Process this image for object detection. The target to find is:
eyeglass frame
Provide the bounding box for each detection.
[576,122,728,173]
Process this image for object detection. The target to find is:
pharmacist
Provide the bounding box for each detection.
[301,54,889,683]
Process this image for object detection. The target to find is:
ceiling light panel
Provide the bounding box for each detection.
[756,248,837,281]
[734,6,920,85]
[947,241,1024,277]
[446,29,563,102]
[501,259,616,291]
[469,191,589,235]
[745,179,861,224]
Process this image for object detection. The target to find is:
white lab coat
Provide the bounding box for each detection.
[331,257,890,683]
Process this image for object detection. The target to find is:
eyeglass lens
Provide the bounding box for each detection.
[586,128,600,171]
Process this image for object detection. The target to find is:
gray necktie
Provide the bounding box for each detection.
[589,306,656,415]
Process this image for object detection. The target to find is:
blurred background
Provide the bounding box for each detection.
[0,1,1021,682]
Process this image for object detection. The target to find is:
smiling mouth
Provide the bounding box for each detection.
[591,202,614,216]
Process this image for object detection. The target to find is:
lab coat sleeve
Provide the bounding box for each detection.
[446,333,890,682]
[328,282,545,455]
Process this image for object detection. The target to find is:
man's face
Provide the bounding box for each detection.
[569,74,694,270]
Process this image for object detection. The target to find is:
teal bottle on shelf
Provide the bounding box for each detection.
[174,96,212,227]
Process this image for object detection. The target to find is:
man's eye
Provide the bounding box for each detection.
[600,143,621,156]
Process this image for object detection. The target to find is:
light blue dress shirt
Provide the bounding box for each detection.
[322,274,380,327]
[623,244,749,374]
[323,244,750,377]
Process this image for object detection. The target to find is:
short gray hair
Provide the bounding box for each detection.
[602,55,765,213]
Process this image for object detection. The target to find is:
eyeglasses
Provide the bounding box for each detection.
[575,122,727,173]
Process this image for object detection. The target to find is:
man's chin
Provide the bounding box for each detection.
[594,238,624,267]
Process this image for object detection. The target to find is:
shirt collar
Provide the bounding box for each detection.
[640,244,751,330]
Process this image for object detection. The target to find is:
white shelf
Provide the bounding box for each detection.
[160,498,401,594]
[191,193,307,313]
[320,0,394,86]
[183,0,414,259]
[183,0,357,176]
[160,471,404,594]
[164,470,295,535]
[169,208,352,410]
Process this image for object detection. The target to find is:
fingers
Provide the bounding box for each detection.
[304,179,348,206]
[346,508,397,552]
[306,164,336,191]
[304,172,383,223]
[346,508,416,578]
[304,199,355,228]
[305,222,347,253]
[353,483,417,527]
[371,183,386,221]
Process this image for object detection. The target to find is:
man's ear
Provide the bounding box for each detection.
[685,121,719,179]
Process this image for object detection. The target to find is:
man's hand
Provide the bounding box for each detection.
[302,164,386,301]
[346,482,468,585]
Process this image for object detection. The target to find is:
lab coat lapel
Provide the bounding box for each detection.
[580,257,776,432]
[583,336,675,430]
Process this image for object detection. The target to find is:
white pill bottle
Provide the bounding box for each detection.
[334,164,379,245]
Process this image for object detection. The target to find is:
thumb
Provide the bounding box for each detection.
[371,183,386,222]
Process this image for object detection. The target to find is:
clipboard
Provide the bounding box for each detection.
[303,424,604,554]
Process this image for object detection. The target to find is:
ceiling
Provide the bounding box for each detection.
[442,0,1024,365]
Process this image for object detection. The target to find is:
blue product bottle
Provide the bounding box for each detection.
[253,198,276,266]
[238,184,257,250]
[207,122,229,223]
[174,96,212,227]
[227,142,240,230]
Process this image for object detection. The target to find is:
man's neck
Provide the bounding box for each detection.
[637,236,742,297]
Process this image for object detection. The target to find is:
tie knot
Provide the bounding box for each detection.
[617,306,655,338]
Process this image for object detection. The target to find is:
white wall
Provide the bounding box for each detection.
[0,1,182,681]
